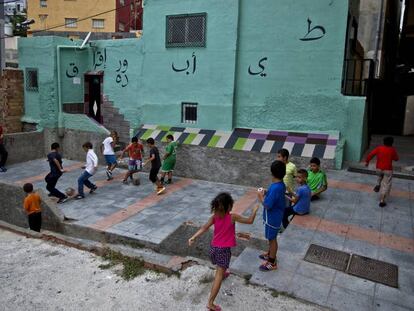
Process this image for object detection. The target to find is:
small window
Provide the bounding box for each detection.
[119,22,125,31]
[39,14,48,21]
[120,0,125,6]
[40,0,47,7]
[25,68,39,92]
[166,13,206,48]
[92,19,105,29]
[181,103,197,124]
[65,18,78,28]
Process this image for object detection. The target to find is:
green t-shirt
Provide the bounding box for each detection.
[165,141,178,163]
[307,169,328,192]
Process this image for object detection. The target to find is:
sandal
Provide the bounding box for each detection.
[259,261,277,271]
[224,271,230,279]
[207,305,222,311]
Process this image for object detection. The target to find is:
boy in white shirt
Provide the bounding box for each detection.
[101,131,118,180]
[76,142,98,199]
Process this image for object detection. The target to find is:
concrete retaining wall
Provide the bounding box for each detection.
[3,131,45,165]
[0,181,65,232]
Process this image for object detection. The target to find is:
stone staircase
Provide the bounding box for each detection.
[101,99,130,148]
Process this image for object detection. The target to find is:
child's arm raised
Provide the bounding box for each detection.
[188,215,214,246]
[231,204,260,224]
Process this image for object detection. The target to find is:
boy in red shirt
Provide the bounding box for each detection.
[119,137,144,184]
[365,136,399,207]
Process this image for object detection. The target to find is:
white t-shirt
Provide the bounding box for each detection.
[86,149,98,175]
[102,137,115,155]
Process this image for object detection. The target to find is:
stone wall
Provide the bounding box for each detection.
[0,69,24,133]
[3,131,45,165]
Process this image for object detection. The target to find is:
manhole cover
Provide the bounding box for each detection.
[347,255,398,288]
[304,244,350,271]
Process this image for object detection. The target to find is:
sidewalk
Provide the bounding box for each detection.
[0,159,413,311]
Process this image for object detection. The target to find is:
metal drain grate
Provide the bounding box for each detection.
[347,254,398,288]
[304,244,351,272]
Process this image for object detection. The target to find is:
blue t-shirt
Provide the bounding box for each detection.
[47,151,63,177]
[263,181,286,229]
[292,184,311,214]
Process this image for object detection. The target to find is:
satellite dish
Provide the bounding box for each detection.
[80,32,92,49]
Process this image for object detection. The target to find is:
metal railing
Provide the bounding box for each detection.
[341,59,375,96]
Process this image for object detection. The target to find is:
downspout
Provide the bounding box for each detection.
[373,0,385,78]
[56,45,87,137]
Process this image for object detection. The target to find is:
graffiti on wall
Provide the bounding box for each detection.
[300,18,326,41]
[248,57,268,77]
[93,48,107,70]
[172,52,197,75]
[115,59,129,87]
[65,63,79,78]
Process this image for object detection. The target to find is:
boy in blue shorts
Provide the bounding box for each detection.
[257,160,286,271]
[282,169,311,229]
[101,131,118,181]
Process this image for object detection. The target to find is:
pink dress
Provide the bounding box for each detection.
[209,213,236,269]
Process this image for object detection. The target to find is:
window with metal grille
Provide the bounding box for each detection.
[181,103,198,124]
[40,0,47,7]
[166,13,206,48]
[65,18,78,28]
[25,68,38,92]
[92,19,105,29]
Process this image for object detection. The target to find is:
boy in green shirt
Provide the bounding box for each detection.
[160,135,178,185]
[307,157,328,200]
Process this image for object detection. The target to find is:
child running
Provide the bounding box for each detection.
[143,138,165,195]
[257,160,286,271]
[365,136,399,207]
[160,134,178,185]
[101,130,118,181]
[282,169,311,229]
[188,193,259,311]
[45,142,68,203]
[119,137,144,184]
[76,142,98,199]
[23,183,42,232]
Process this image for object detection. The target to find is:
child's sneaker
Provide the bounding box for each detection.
[373,185,380,192]
[57,196,69,204]
[89,186,97,194]
[259,261,277,271]
[259,253,269,261]
[75,194,85,200]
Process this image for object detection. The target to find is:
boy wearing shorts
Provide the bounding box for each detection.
[160,134,178,185]
[119,137,144,184]
[143,138,165,195]
[101,131,118,181]
[257,160,286,271]
[23,183,42,232]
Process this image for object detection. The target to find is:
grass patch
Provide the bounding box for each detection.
[100,248,146,281]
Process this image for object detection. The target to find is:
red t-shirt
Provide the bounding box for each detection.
[124,143,144,160]
[366,145,399,171]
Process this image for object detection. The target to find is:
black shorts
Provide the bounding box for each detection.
[149,166,160,183]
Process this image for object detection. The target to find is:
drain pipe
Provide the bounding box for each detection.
[373,0,385,78]
[56,45,88,137]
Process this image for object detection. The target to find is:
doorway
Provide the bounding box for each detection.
[84,73,103,123]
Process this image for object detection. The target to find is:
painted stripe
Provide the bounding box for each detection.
[156,125,171,131]
[216,134,231,148]
[234,138,247,150]
[89,178,194,231]
[323,145,336,159]
[270,141,285,154]
[251,140,265,152]
[140,129,154,140]
[184,128,200,134]
[190,134,205,145]
[282,141,295,153]
[155,131,167,141]
[301,144,315,158]
[261,140,274,153]
[242,138,256,151]
[183,133,197,144]
[291,143,305,157]
[176,133,190,144]
[142,124,158,130]
[291,215,414,254]
[224,133,239,149]
[170,127,186,132]
[312,144,326,159]
[232,189,258,215]
[150,130,161,139]
[14,163,84,186]
[207,135,221,148]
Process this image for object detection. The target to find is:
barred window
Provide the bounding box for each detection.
[92,19,105,29]
[182,103,197,124]
[40,0,47,8]
[65,18,78,28]
[166,13,206,48]
[25,68,39,92]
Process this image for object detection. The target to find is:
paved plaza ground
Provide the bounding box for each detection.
[0,158,413,310]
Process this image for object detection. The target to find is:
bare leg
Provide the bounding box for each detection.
[268,239,278,262]
[207,267,225,310]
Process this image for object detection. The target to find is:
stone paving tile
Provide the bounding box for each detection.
[250,268,295,293]
[230,247,263,278]
[332,271,376,297]
[287,273,331,306]
[342,238,380,259]
[326,286,374,311]
[377,247,414,270]
[296,260,337,284]
[374,299,414,311]
[310,230,346,251]
[374,283,414,310]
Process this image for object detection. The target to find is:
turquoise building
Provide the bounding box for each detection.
[19,0,366,166]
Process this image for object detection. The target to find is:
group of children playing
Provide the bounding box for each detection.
[21,135,398,311]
